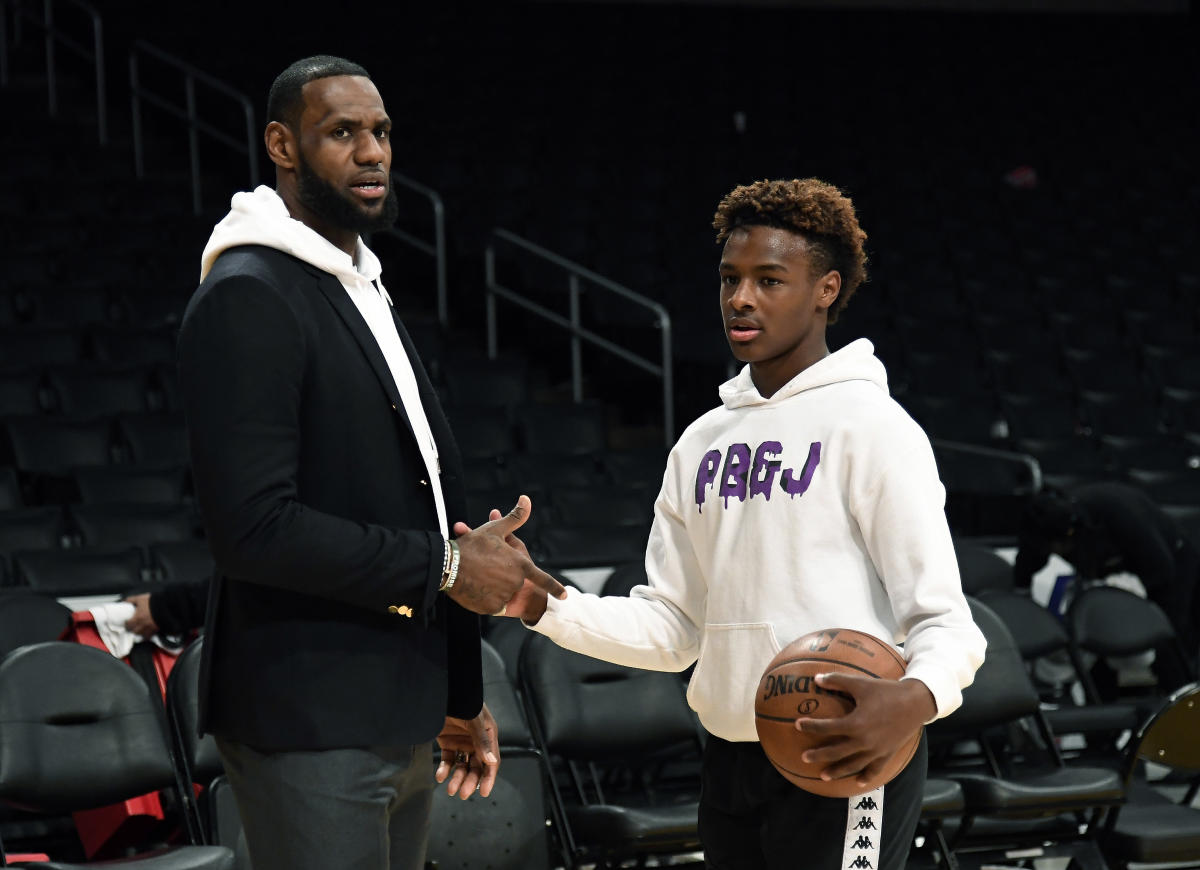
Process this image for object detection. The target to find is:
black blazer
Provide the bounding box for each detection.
[177,244,481,751]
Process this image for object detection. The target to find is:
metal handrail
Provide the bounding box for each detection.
[485,228,675,446]
[931,438,1043,494]
[129,39,259,216]
[370,172,449,328]
[1,0,106,142]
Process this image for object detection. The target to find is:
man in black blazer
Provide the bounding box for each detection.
[177,55,564,870]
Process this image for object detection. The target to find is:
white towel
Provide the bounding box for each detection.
[88,601,139,658]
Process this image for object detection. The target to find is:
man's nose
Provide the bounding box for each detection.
[357,132,386,164]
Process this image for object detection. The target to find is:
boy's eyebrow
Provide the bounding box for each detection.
[720,261,789,272]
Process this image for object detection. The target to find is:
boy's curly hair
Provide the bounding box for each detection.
[713,178,868,324]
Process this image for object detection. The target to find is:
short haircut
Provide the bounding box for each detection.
[266,55,371,129]
[713,178,869,324]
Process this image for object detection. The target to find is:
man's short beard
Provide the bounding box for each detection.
[295,154,399,235]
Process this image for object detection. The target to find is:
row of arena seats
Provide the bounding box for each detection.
[3,586,1197,870]
[0,363,179,417]
[483,582,1200,870]
[0,324,179,365]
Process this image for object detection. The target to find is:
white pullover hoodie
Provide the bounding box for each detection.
[198,185,449,539]
[530,338,987,742]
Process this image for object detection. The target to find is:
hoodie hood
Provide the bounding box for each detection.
[718,338,889,410]
[199,185,381,289]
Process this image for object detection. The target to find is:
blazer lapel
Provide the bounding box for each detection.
[390,307,467,518]
[309,265,411,424]
[390,308,453,447]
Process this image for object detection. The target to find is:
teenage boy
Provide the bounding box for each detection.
[488,179,987,870]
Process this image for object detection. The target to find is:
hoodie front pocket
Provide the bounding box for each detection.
[687,621,782,741]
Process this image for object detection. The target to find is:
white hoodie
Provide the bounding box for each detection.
[530,338,987,742]
[199,186,448,538]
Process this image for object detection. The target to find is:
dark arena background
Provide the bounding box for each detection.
[1,0,1198,868]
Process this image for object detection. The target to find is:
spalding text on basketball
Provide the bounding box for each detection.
[695,440,823,510]
[761,672,840,703]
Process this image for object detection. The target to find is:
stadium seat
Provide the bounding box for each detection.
[0,507,70,581]
[426,640,553,870]
[74,464,190,506]
[440,403,518,461]
[0,591,72,659]
[926,597,1125,864]
[1080,389,1167,440]
[0,326,86,367]
[976,588,1141,760]
[151,540,216,587]
[69,503,201,552]
[533,524,650,572]
[1098,681,1200,868]
[12,547,147,596]
[599,560,648,597]
[0,466,23,510]
[999,392,1089,442]
[0,641,235,867]
[0,367,53,416]
[163,638,248,860]
[548,484,652,528]
[516,401,609,458]
[517,632,703,870]
[44,364,158,417]
[1064,584,1196,720]
[951,538,1014,597]
[4,415,118,475]
[504,451,608,490]
[89,325,180,366]
[117,413,191,467]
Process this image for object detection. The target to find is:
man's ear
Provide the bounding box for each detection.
[265,121,296,170]
[816,270,842,312]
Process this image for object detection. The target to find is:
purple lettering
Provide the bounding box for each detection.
[694,450,722,511]
[780,441,822,498]
[748,441,783,500]
[718,443,752,506]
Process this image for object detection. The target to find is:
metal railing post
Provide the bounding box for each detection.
[1,0,10,86]
[90,8,103,143]
[15,0,107,141]
[433,197,447,325]
[130,50,143,178]
[484,228,674,446]
[42,0,54,115]
[374,172,449,328]
[660,317,674,441]
[185,75,200,215]
[931,438,1044,494]
[568,273,583,403]
[485,245,498,358]
[127,41,258,216]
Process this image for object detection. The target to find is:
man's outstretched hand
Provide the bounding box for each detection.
[448,495,565,616]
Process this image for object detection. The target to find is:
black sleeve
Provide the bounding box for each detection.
[1078,485,1177,595]
[149,578,210,636]
[177,271,441,612]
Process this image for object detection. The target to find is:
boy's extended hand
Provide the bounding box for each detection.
[794,673,935,789]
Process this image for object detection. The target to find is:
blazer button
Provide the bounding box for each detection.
[419,479,428,486]
[388,605,413,618]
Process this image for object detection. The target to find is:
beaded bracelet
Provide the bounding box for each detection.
[439,539,461,592]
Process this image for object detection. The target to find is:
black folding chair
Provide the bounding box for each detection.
[1098,681,1200,868]
[517,633,703,870]
[0,641,233,868]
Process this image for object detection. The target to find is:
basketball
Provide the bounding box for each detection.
[754,628,921,798]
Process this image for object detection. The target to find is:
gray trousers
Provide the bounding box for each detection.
[216,736,435,870]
